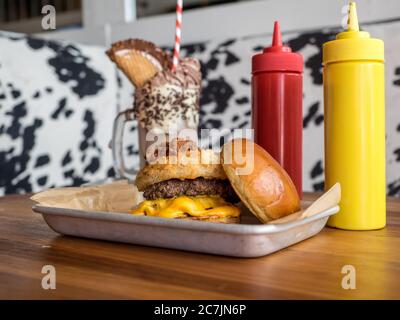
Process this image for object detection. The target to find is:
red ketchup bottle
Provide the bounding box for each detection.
[252,21,303,196]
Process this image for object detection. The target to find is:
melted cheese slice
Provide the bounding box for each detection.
[130,195,240,219]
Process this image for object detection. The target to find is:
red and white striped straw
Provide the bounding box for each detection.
[172,0,183,72]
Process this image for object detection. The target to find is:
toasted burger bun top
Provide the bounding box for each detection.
[221,139,300,223]
[135,149,227,191]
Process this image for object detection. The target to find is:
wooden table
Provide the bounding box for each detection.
[1,193,399,299]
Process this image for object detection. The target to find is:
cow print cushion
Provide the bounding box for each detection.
[0,31,134,195]
[1,20,400,196]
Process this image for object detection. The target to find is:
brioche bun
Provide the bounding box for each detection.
[135,149,227,191]
[221,139,300,223]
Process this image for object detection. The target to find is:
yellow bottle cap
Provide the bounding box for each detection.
[323,2,384,65]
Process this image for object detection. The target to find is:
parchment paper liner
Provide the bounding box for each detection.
[31,180,142,214]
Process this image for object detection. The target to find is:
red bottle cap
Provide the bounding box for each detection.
[252,21,303,74]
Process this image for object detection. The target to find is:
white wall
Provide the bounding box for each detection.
[37,0,400,47]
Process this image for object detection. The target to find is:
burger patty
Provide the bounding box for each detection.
[143,177,240,203]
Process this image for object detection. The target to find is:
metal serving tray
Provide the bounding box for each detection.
[32,205,339,258]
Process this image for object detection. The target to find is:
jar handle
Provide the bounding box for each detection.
[111,109,138,180]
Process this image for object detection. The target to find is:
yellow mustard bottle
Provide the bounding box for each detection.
[323,2,386,230]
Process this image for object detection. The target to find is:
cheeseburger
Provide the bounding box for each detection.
[132,139,301,224]
[132,142,241,223]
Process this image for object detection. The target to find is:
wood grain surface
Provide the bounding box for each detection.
[0,193,399,299]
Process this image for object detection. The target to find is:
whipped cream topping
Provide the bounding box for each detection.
[134,57,202,132]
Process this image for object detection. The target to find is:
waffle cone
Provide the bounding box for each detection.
[113,51,159,87]
[106,39,171,88]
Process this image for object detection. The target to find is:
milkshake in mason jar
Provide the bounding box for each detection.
[107,39,202,176]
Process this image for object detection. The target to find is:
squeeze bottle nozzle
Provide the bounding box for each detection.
[264,21,291,53]
[272,21,282,47]
[347,2,359,32]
